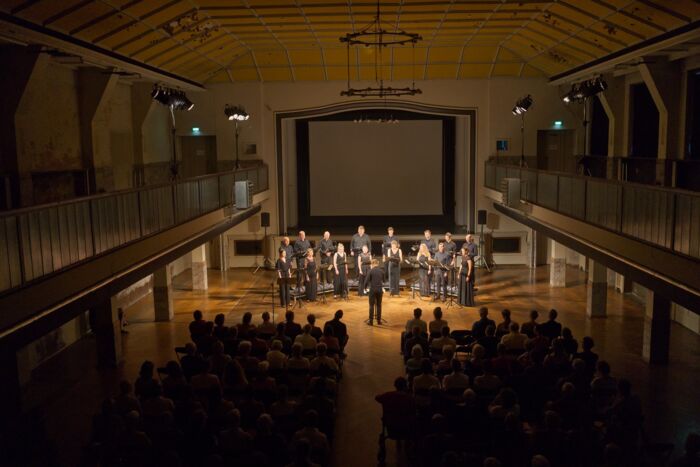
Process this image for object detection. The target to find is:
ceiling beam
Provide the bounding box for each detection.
[549,19,700,84]
[556,0,645,41]
[455,0,506,79]
[590,0,666,33]
[10,0,42,15]
[70,0,142,35]
[93,0,184,45]
[0,11,204,90]
[637,0,691,24]
[43,0,94,27]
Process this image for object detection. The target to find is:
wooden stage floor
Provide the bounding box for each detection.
[27,265,700,467]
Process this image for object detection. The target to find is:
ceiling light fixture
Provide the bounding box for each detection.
[340,1,422,98]
[224,105,250,121]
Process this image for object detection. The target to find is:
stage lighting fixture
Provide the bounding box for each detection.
[225,105,250,121]
[151,85,194,111]
[512,95,533,115]
[561,77,607,103]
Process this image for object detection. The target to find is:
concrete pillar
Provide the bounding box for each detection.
[578,253,587,271]
[586,259,607,318]
[615,273,633,293]
[191,244,208,291]
[599,74,628,164]
[77,67,119,193]
[0,44,40,208]
[209,234,230,271]
[0,344,21,433]
[153,266,174,321]
[549,240,567,287]
[90,296,122,368]
[639,59,682,161]
[130,82,156,187]
[642,289,671,364]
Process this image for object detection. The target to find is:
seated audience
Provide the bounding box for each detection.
[309,343,339,376]
[257,311,277,338]
[431,326,457,352]
[306,314,323,340]
[295,324,318,352]
[477,325,499,358]
[134,361,160,399]
[472,307,496,340]
[284,311,303,341]
[560,327,578,355]
[212,313,229,341]
[405,307,428,335]
[405,326,430,358]
[443,359,470,392]
[428,307,448,336]
[413,359,441,394]
[406,345,426,377]
[189,309,208,343]
[520,309,539,338]
[324,310,348,351]
[495,308,514,338]
[208,340,232,379]
[538,309,562,341]
[292,410,330,466]
[574,336,599,379]
[288,343,311,370]
[273,322,293,354]
[236,311,256,339]
[375,377,416,437]
[114,381,141,416]
[501,322,527,351]
[266,339,288,371]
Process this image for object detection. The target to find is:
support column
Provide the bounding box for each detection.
[77,67,119,193]
[153,266,174,321]
[615,273,633,293]
[0,44,40,208]
[642,289,671,364]
[130,82,156,187]
[89,296,122,368]
[549,240,567,287]
[599,74,628,174]
[209,234,230,271]
[191,244,208,291]
[0,344,21,433]
[586,259,607,318]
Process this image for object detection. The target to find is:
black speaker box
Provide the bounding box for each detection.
[477,209,487,225]
[261,212,270,227]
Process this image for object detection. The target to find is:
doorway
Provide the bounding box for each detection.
[178,136,217,178]
[629,83,659,158]
[537,129,576,172]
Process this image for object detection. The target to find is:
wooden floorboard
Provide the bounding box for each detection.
[25,265,700,467]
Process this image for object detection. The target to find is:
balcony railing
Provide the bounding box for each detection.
[0,165,268,294]
[485,160,700,261]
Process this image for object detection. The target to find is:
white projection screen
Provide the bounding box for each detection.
[308,120,443,216]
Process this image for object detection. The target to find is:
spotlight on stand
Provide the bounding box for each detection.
[151,84,195,181]
[512,94,533,116]
[224,105,251,169]
[224,105,250,121]
[561,77,607,157]
[511,95,533,167]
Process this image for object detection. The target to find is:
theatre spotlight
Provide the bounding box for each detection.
[512,95,533,115]
[224,105,250,121]
[561,77,607,157]
[225,105,251,169]
[151,85,194,181]
[151,85,194,111]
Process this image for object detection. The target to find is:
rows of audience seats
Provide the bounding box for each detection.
[378,306,698,467]
[85,309,349,467]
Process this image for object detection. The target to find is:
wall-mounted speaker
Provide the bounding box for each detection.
[261,212,270,227]
[477,209,487,226]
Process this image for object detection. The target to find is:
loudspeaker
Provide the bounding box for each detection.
[477,209,487,225]
[234,180,252,209]
[261,212,270,227]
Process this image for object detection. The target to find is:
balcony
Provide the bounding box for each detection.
[485,159,700,261]
[0,165,269,295]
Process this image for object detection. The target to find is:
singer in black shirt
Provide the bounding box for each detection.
[293,231,311,288]
[319,231,334,285]
[367,259,385,325]
[434,242,451,301]
[421,229,437,255]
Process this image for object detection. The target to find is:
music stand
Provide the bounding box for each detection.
[427,259,445,302]
[446,258,460,309]
[291,251,306,310]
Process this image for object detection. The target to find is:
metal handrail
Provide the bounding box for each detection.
[0,165,269,294]
[485,160,700,261]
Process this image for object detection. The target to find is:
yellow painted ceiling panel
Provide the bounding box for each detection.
[326,66,349,81]
[230,67,261,81]
[256,49,291,66]
[426,64,458,79]
[260,66,293,81]
[12,0,95,24]
[521,64,545,78]
[206,69,233,84]
[492,63,523,77]
[44,3,118,33]
[621,3,685,30]
[289,49,323,65]
[391,65,423,81]
[458,64,492,79]
[293,67,326,81]
[605,12,671,38]
[428,47,462,63]
[461,46,497,62]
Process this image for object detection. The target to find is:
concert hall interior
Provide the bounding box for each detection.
[1,2,700,467]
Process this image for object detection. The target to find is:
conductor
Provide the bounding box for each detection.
[367,259,385,326]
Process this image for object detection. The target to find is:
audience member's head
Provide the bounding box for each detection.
[302,324,312,335]
[242,312,253,324]
[285,311,295,323]
[214,313,225,327]
[334,309,343,320]
[414,308,423,319]
[238,341,252,357]
[441,326,450,337]
[394,377,408,392]
[531,454,551,467]
[262,311,270,322]
[582,336,595,351]
[472,344,486,360]
[291,342,303,358]
[193,310,203,321]
[434,307,443,319]
[562,327,573,339]
[509,322,520,333]
[307,314,316,326]
[270,340,283,352]
[529,309,539,321]
[548,309,558,321]
[485,325,496,337]
[411,345,424,360]
[501,309,511,321]
[139,360,155,379]
[316,342,328,356]
[597,360,611,376]
[479,307,489,319]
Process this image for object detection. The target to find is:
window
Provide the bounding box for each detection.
[492,237,521,254]
[234,240,263,256]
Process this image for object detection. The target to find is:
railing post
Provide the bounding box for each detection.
[670,193,677,252]
[14,216,26,286]
[88,199,97,256]
[136,191,143,237]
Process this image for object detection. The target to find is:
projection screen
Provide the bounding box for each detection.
[307,120,443,216]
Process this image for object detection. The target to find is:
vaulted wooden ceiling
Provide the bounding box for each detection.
[2,0,699,83]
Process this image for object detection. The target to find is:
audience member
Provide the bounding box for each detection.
[520,309,539,338]
[284,311,303,341]
[189,310,208,342]
[306,314,323,340]
[431,326,457,352]
[538,309,562,341]
[257,311,277,338]
[406,308,428,335]
[405,326,430,358]
[501,322,527,351]
[428,307,448,336]
[236,312,256,339]
[472,307,496,340]
[212,313,229,341]
[295,324,318,352]
[324,310,348,351]
[266,340,288,371]
[495,309,514,337]
[477,325,499,358]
